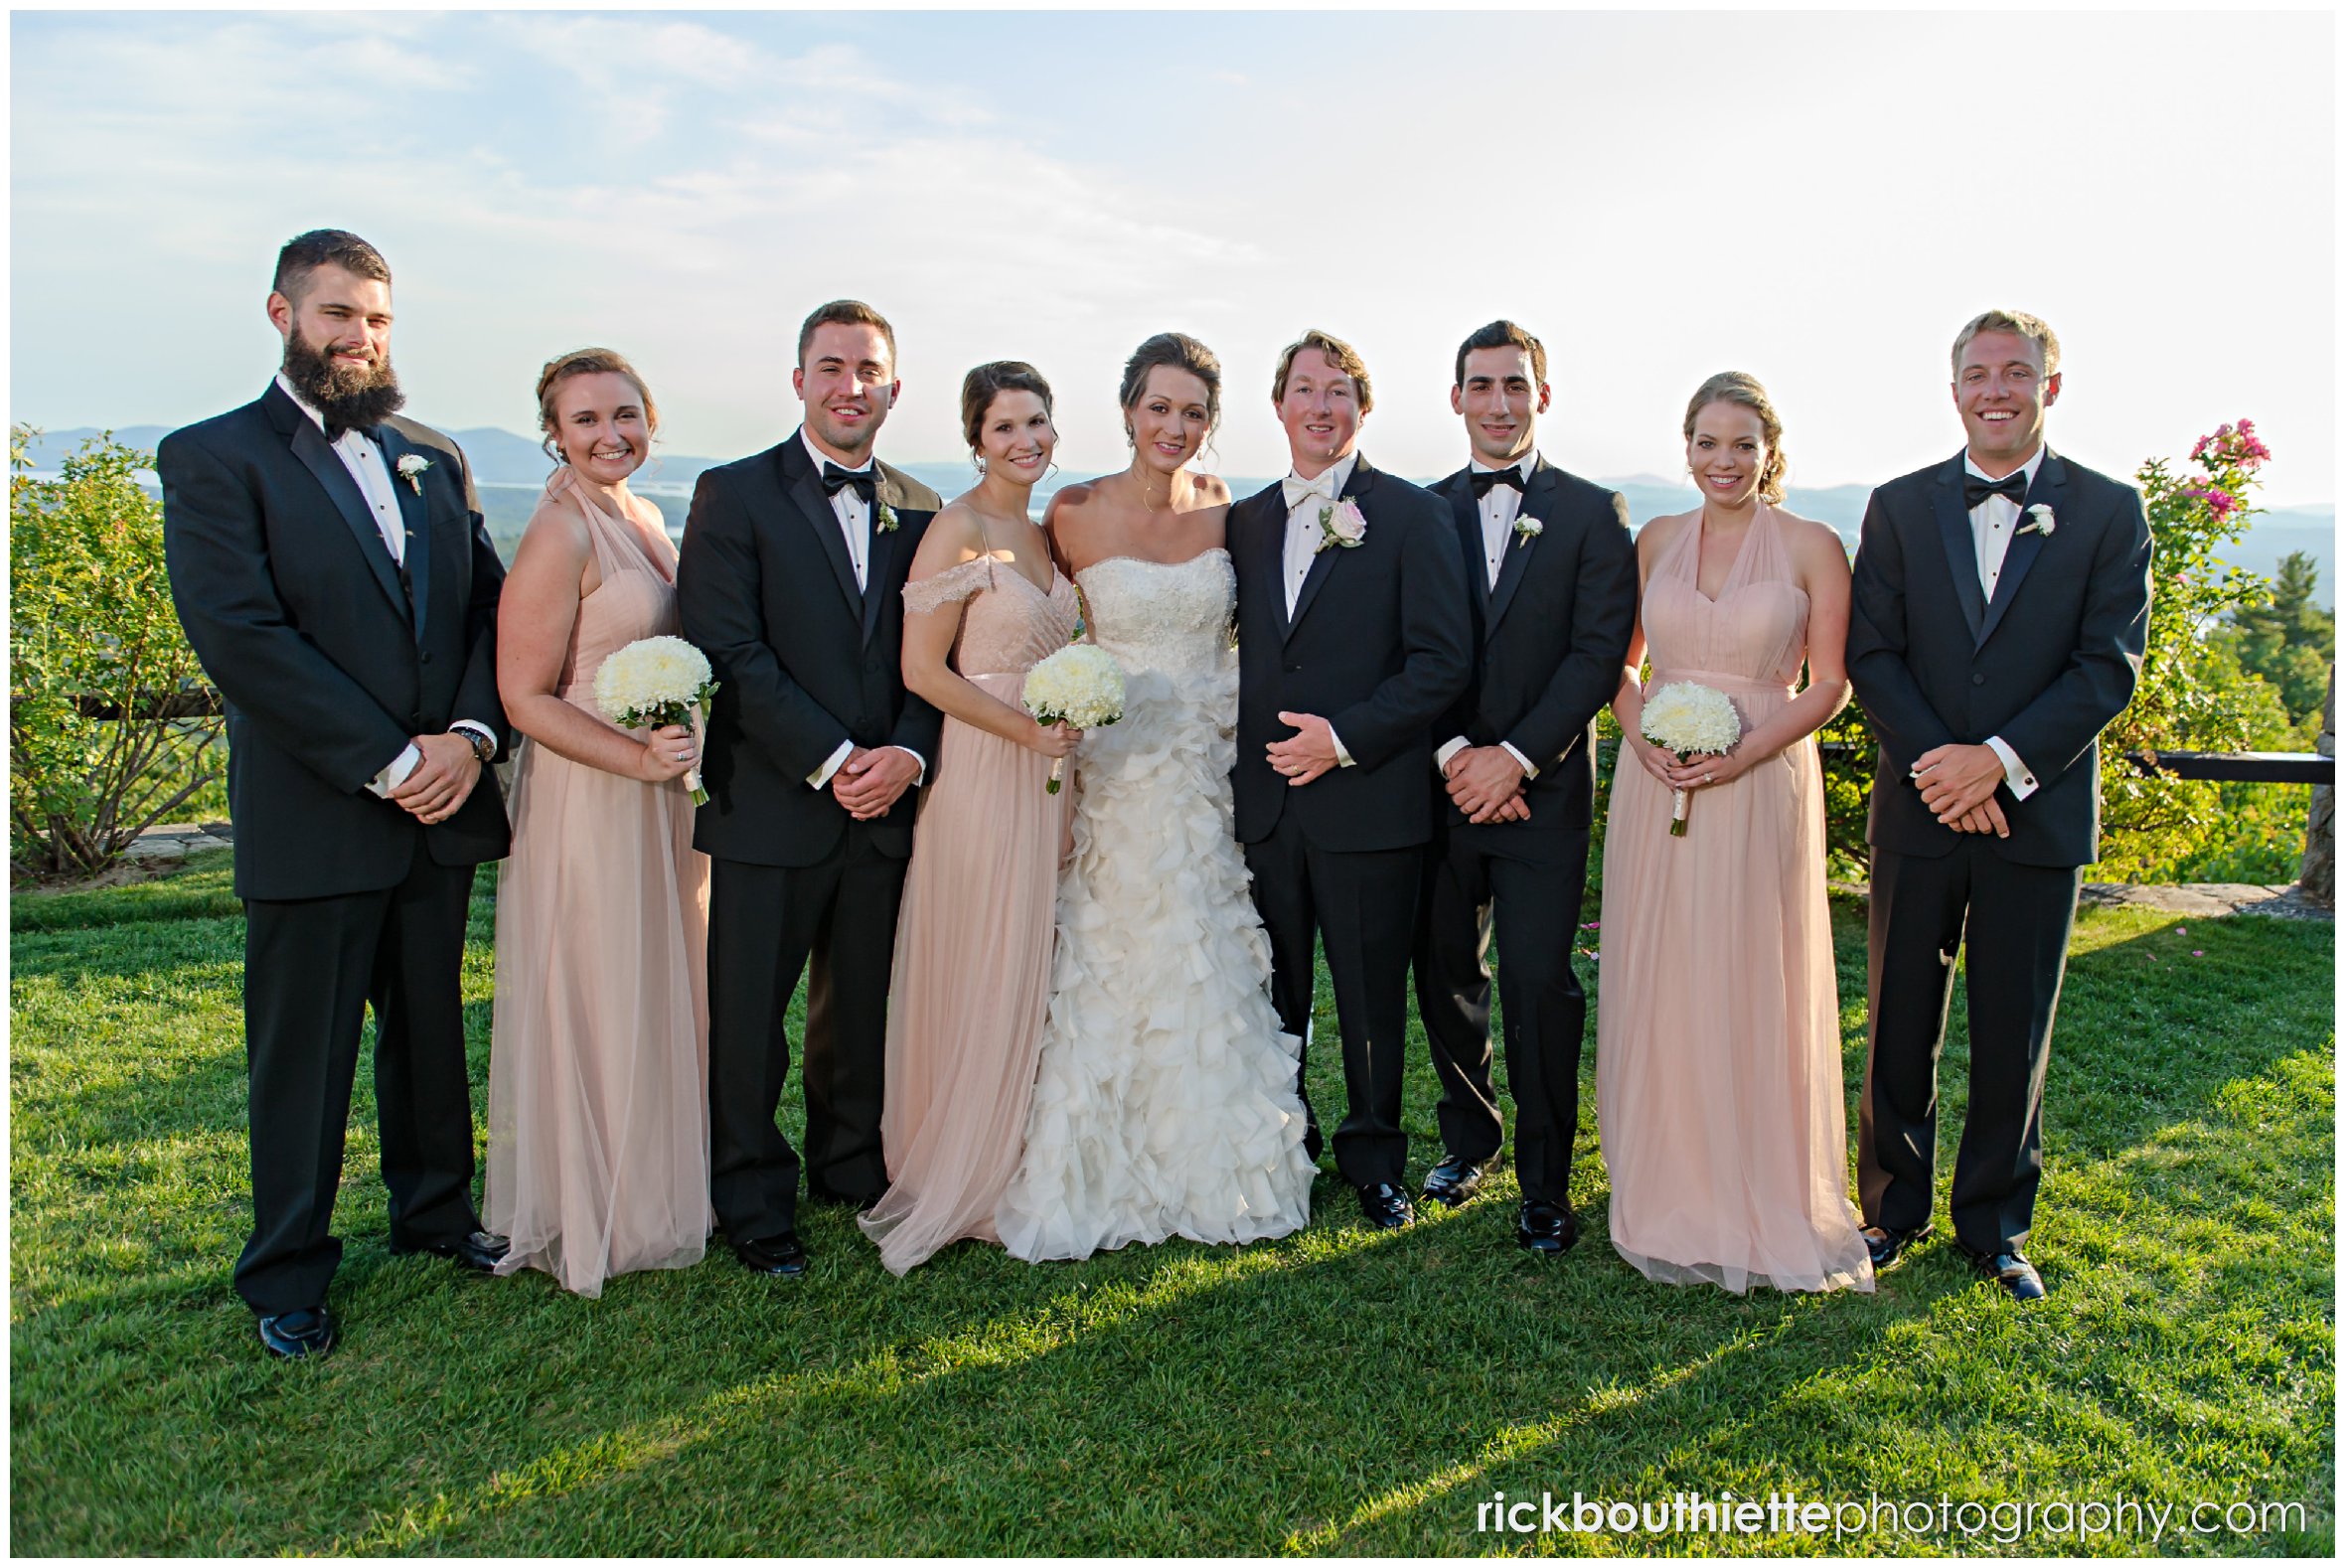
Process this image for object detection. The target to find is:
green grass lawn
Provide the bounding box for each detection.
[9,850,2335,1555]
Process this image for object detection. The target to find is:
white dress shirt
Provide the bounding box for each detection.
[274,374,496,796]
[1436,451,1540,782]
[1281,451,1359,768]
[1962,444,2045,801]
[800,430,927,791]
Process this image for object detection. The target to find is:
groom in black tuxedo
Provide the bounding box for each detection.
[1846,309,2151,1301]
[1230,329,1471,1229]
[677,300,944,1277]
[1411,322,1638,1254]
[161,230,512,1359]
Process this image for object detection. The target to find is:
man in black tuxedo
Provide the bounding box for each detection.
[677,300,944,1278]
[1230,329,1471,1230]
[1846,309,2152,1301]
[161,230,512,1360]
[1410,321,1638,1254]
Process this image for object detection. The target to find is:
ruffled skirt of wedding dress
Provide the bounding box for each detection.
[997,662,1315,1261]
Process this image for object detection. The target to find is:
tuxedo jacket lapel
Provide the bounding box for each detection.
[781,435,863,617]
[376,425,432,645]
[1931,456,1987,645]
[860,467,905,645]
[1977,449,2065,648]
[1443,476,1489,618]
[277,392,408,622]
[1286,455,1371,643]
[1234,489,1292,638]
[1484,460,1551,638]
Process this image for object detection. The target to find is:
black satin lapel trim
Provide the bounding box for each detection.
[1485,467,1555,637]
[1933,461,1987,645]
[288,416,407,618]
[377,427,431,645]
[1444,477,1489,616]
[788,463,864,616]
[1242,492,1293,639]
[1977,452,2066,648]
[1286,539,1340,641]
[860,507,894,645]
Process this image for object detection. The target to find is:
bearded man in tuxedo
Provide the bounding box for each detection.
[161,230,512,1360]
[677,300,945,1278]
[1410,321,1638,1254]
[1228,329,1471,1230]
[1845,309,2152,1301]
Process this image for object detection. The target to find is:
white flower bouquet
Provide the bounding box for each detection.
[594,634,720,804]
[1020,643,1125,794]
[1640,680,1743,838]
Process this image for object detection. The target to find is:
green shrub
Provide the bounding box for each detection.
[9,426,221,879]
[2093,421,2284,881]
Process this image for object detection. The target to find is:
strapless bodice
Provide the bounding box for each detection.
[1073,549,1236,681]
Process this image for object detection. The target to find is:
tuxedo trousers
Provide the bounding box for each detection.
[1858,840,2081,1256]
[706,827,906,1242]
[1411,820,1591,1205]
[1244,819,1423,1190]
[237,853,483,1317]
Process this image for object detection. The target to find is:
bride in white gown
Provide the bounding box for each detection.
[996,334,1316,1260]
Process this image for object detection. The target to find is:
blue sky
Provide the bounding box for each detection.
[10,6,2337,502]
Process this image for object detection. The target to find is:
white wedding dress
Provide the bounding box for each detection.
[996,549,1316,1259]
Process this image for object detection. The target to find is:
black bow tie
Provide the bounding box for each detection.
[1469,468,1525,498]
[821,462,877,503]
[325,421,379,444]
[1962,471,2027,511]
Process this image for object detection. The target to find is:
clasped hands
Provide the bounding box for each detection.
[388,731,483,826]
[1267,710,1341,788]
[1443,745,1531,824]
[1909,741,2011,838]
[833,744,923,821]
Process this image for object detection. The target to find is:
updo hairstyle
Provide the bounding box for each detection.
[536,348,659,462]
[1118,332,1223,443]
[960,360,1055,452]
[1681,371,1788,505]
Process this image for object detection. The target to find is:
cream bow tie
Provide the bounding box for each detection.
[1282,472,1337,511]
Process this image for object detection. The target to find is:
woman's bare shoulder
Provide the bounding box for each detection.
[1637,509,1695,554]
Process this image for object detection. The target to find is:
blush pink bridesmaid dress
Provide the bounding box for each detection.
[858,546,1079,1276]
[485,471,712,1297]
[1594,502,1873,1294]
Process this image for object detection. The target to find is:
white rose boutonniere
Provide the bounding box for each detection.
[875,499,899,535]
[1315,498,1367,553]
[2019,504,2056,539]
[1512,514,1543,549]
[394,454,431,495]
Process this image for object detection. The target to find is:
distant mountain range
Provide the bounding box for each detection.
[22,424,2337,606]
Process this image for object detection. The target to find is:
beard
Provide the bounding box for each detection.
[281,327,405,431]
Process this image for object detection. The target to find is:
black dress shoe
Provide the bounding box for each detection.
[1965,1247,2046,1302]
[256,1306,336,1360]
[1420,1158,1487,1209]
[1515,1199,1580,1256]
[1357,1182,1416,1230]
[395,1229,509,1273]
[734,1232,810,1277]
[1860,1223,1930,1271]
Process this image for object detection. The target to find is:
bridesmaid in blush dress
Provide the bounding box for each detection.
[859,363,1080,1275]
[485,350,711,1297]
[1595,372,1873,1295]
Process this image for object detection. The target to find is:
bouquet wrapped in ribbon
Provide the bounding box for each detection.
[1020,643,1125,794]
[593,635,720,805]
[1640,680,1742,837]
